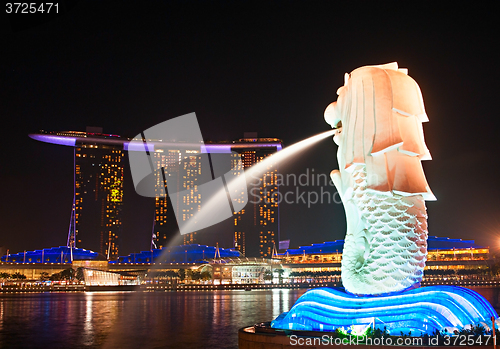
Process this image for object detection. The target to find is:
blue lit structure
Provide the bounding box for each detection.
[110,244,241,264]
[427,236,487,250]
[1,246,99,263]
[1,244,240,264]
[271,286,498,335]
[280,236,485,256]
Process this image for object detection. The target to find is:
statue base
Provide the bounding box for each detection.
[270,286,498,335]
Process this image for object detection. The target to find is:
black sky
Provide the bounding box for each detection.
[1,1,499,256]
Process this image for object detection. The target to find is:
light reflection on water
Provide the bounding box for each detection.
[0,289,305,349]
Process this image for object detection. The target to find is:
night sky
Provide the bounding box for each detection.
[1,1,499,256]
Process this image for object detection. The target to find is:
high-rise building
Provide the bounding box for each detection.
[152,149,202,249]
[230,135,281,258]
[151,135,283,258]
[74,142,124,259]
[30,129,281,259]
[32,128,124,259]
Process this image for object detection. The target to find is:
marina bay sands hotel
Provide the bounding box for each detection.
[30,128,282,260]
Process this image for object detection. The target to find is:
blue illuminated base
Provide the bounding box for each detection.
[271,286,498,336]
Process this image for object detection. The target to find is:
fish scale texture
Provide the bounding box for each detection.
[341,165,428,295]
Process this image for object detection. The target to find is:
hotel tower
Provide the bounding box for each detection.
[30,129,281,258]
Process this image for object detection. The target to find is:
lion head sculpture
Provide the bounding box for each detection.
[325,62,435,201]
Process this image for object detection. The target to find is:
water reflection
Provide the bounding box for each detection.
[272,289,291,320]
[83,293,93,346]
[0,290,304,349]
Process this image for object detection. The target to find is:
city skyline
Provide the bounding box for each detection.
[2,2,499,257]
[2,3,500,349]
[27,128,284,258]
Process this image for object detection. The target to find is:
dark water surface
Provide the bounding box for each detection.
[0,289,305,349]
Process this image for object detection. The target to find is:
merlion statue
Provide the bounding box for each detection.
[324,62,436,296]
[271,63,497,335]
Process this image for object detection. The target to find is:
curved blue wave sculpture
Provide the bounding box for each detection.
[271,286,498,335]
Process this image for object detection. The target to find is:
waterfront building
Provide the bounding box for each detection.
[111,244,241,264]
[0,244,277,285]
[278,236,490,277]
[151,149,203,248]
[0,245,244,287]
[228,134,282,258]
[74,133,124,259]
[30,130,282,258]
[0,246,99,264]
[111,245,276,284]
[150,135,283,257]
[31,127,125,258]
[210,258,273,284]
[0,237,493,286]
[0,246,101,280]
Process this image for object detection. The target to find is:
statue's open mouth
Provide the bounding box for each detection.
[333,121,342,143]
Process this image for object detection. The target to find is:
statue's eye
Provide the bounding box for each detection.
[336,121,342,129]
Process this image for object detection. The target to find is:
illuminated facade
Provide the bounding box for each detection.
[29,129,281,258]
[74,140,124,259]
[31,128,125,259]
[211,259,271,284]
[1,246,98,263]
[111,244,241,264]
[232,136,281,258]
[279,236,490,276]
[151,136,282,256]
[152,149,203,248]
